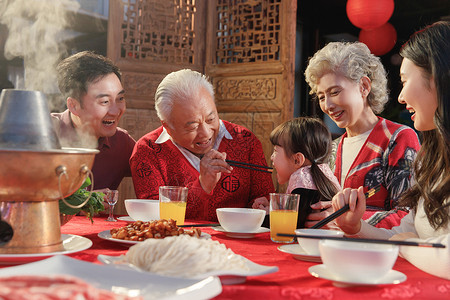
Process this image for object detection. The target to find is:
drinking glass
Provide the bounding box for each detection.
[159,186,188,225]
[105,190,119,222]
[269,193,300,243]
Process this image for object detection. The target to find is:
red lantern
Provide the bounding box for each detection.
[359,22,397,56]
[347,0,395,30]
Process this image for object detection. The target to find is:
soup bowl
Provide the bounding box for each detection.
[319,239,399,282]
[125,199,160,222]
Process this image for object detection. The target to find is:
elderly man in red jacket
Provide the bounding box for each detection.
[130,69,274,222]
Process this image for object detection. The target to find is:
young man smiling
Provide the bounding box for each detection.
[130,69,274,222]
[52,51,135,191]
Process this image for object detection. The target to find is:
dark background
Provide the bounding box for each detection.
[296,0,450,131]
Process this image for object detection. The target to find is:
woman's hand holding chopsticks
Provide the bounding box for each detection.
[332,186,367,235]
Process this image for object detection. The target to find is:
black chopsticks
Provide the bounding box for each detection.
[226,159,273,173]
[275,234,446,248]
[311,184,382,229]
[178,223,220,228]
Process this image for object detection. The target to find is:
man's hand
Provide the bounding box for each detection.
[199,149,232,193]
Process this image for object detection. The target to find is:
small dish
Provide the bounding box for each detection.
[98,253,278,285]
[117,216,135,222]
[97,230,211,245]
[212,226,270,238]
[0,234,92,265]
[308,264,407,287]
[277,244,321,263]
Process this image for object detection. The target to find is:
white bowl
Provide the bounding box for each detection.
[216,208,266,233]
[295,228,344,256]
[319,240,399,282]
[125,199,160,222]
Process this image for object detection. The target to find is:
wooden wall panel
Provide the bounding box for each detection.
[120,107,161,139]
[120,71,166,109]
[213,74,283,113]
[116,108,161,214]
[108,0,206,71]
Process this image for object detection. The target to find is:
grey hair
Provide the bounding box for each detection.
[155,69,215,125]
[304,42,389,114]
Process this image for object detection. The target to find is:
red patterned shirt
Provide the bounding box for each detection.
[334,117,421,228]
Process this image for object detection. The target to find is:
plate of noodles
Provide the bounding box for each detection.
[98,235,278,285]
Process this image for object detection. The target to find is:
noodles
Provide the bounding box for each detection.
[125,235,249,277]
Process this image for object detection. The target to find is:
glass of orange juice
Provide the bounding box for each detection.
[269,193,300,243]
[159,186,188,225]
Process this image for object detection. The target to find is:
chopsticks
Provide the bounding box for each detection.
[178,223,220,228]
[226,159,273,173]
[311,184,382,229]
[275,234,446,248]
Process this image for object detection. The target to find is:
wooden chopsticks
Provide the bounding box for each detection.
[226,159,273,173]
[311,184,382,229]
[275,234,446,248]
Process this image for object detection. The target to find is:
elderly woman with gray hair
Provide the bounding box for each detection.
[304,42,420,229]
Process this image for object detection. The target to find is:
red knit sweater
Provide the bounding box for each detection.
[130,121,275,221]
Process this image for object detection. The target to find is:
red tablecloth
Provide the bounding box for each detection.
[27,216,450,299]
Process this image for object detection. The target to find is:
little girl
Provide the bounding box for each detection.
[255,117,341,228]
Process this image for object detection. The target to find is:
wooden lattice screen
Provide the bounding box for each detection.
[118,1,197,64]
[206,0,297,177]
[108,0,296,212]
[215,1,282,64]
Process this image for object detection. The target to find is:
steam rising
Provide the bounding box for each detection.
[0,0,80,99]
[0,0,100,149]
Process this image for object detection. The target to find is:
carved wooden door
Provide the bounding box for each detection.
[205,0,297,192]
[108,0,296,213]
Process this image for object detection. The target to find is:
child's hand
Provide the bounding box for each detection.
[252,196,269,214]
[305,200,337,229]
